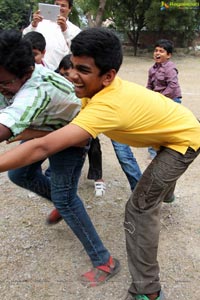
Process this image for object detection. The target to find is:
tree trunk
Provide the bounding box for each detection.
[95,0,107,27]
[85,0,107,28]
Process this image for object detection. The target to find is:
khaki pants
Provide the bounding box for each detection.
[124,146,200,295]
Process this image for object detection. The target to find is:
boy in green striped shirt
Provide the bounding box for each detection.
[0,29,120,286]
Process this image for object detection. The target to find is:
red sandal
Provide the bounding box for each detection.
[81,256,121,287]
[46,208,63,225]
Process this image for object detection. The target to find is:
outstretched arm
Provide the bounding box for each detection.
[0,124,91,172]
[6,128,51,144]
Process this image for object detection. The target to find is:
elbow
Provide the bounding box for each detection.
[31,138,52,161]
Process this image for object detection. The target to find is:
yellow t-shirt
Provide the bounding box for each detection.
[72,76,200,154]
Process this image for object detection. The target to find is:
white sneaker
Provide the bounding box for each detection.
[94,181,106,197]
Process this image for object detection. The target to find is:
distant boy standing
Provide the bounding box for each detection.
[147,39,182,102]
[146,39,182,159]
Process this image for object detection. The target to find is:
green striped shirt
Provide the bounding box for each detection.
[0,64,81,137]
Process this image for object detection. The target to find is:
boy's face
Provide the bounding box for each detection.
[54,0,71,18]
[153,46,171,64]
[59,67,72,82]
[70,55,109,99]
[33,49,45,65]
[0,67,31,99]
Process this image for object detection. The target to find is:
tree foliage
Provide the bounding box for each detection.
[0,0,38,30]
[145,0,200,47]
[109,0,152,55]
[0,0,200,54]
[0,0,80,31]
[76,0,153,55]
[76,0,152,55]
[76,0,200,55]
[76,0,108,27]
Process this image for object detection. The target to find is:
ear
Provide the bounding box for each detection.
[167,53,172,59]
[68,7,72,15]
[102,69,116,87]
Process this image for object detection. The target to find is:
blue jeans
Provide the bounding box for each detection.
[8,146,110,267]
[173,97,182,103]
[45,138,102,181]
[111,140,142,191]
[148,147,157,159]
[8,159,52,200]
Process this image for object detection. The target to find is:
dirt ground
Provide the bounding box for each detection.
[0,55,200,300]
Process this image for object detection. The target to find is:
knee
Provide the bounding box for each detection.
[8,169,25,185]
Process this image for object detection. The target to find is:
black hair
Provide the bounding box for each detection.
[58,54,71,70]
[56,0,73,8]
[23,31,46,52]
[155,39,173,54]
[0,30,35,78]
[71,27,123,75]
[68,0,73,8]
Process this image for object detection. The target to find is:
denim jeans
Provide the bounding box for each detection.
[124,146,200,295]
[44,138,102,181]
[173,97,182,104]
[8,159,52,200]
[148,147,157,159]
[111,140,142,190]
[8,146,110,267]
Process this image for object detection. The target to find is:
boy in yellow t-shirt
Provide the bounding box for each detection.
[0,28,200,300]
